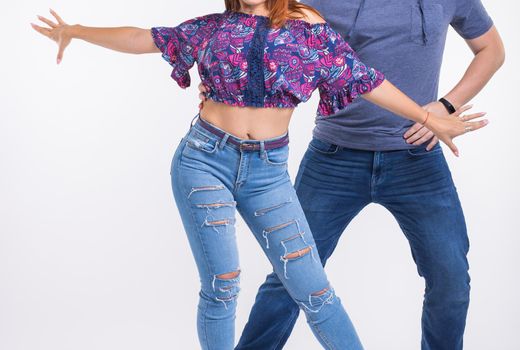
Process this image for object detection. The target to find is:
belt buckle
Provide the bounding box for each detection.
[240,143,257,151]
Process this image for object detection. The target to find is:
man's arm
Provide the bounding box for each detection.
[405,25,505,149]
[444,26,505,108]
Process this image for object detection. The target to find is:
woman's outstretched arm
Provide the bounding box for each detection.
[31,9,159,64]
[361,79,488,157]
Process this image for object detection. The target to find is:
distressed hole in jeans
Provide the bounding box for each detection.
[280,245,315,279]
[202,217,235,234]
[262,219,298,249]
[205,218,233,227]
[311,287,330,297]
[187,185,225,198]
[299,286,336,314]
[283,246,312,260]
[196,201,236,209]
[212,271,241,309]
[217,271,240,279]
[254,198,292,216]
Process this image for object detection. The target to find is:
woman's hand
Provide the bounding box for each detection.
[362,80,489,157]
[198,83,209,110]
[404,103,485,151]
[425,105,488,157]
[31,9,71,64]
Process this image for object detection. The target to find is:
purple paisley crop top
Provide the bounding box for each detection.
[151,10,385,117]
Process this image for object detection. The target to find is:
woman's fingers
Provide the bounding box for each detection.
[446,139,459,157]
[464,119,489,133]
[30,23,51,37]
[37,15,57,28]
[49,8,65,25]
[198,83,208,101]
[57,44,66,64]
[198,83,206,93]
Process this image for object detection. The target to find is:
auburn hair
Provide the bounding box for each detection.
[224,0,323,28]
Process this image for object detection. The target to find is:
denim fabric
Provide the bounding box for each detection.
[236,137,470,350]
[171,119,363,350]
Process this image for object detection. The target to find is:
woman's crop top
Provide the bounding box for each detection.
[151,10,385,116]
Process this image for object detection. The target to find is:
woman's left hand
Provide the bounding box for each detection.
[426,107,489,157]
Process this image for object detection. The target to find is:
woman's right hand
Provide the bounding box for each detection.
[198,83,209,110]
[31,9,71,64]
[425,105,489,157]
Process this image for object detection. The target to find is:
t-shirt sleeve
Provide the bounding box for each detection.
[151,14,219,88]
[316,24,385,117]
[451,0,494,40]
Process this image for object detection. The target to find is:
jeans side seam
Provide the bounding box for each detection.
[201,297,210,350]
[310,320,336,350]
[176,166,215,279]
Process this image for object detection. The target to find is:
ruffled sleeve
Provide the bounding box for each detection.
[314,24,385,117]
[151,14,220,88]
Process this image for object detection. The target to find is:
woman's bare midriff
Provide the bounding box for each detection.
[200,100,294,140]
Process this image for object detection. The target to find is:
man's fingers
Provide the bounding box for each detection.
[426,136,439,151]
[461,112,487,122]
[49,8,65,25]
[30,23,50,37]
[37,15,57,28]
[452,104,473,116]
[413,131,434,146]
[406,127,428,143]
[404,122,423,139]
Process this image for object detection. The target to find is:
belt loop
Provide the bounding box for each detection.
[219,133,229,150]
[259,141,266,159]
[189,114,199,129]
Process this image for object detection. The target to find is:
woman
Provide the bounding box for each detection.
[31,1,487,349]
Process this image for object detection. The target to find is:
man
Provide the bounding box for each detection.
[199,1,504,349]
[235,0,504,349]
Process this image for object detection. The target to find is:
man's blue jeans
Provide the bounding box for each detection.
[236,137,470,350]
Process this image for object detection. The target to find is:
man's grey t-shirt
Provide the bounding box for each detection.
[303,0,493,151]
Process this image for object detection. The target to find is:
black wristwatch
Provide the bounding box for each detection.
[439,97,456,114]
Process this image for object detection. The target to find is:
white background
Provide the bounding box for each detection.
[1,1,519,349]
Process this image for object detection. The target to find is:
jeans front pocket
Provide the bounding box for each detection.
[264,145,289,166]
[184,130,219,154]
[308,138,339,155]
[407,143,443,157]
